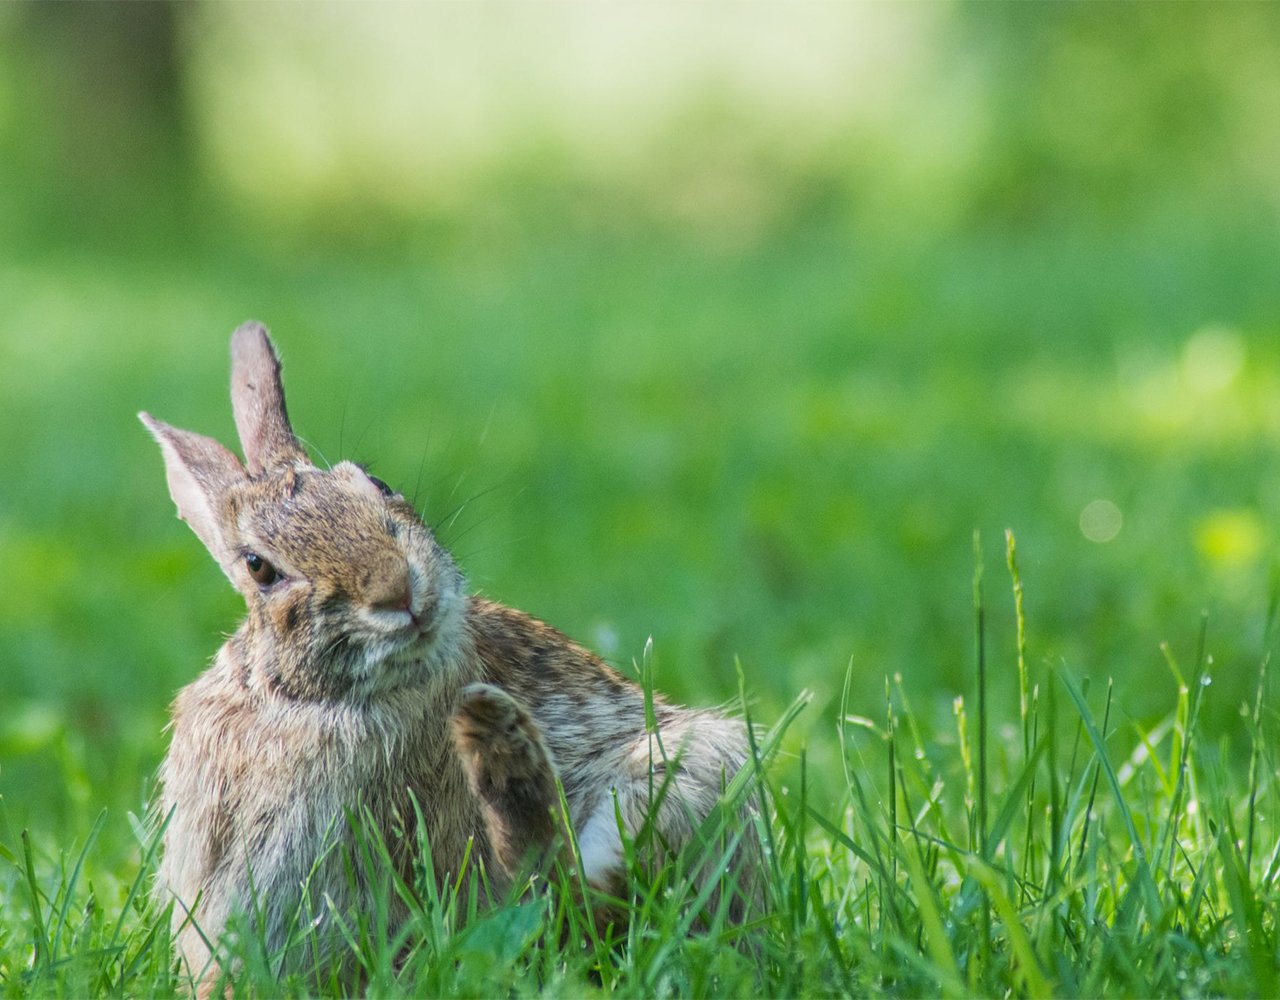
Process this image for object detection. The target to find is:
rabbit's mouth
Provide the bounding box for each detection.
[408,595,440,637]
[406,613,439,649]
[362,594,439,643]
[364,575,467,682]
[393,594,454,657]
[348,596,461,696]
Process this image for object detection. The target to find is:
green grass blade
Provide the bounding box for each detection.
[1058,667,1162,922]
[968,858,1052,999]
[50,808,106,964]
[20,830,52,973]
[898,822,964,998]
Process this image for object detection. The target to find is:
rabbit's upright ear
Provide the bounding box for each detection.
[230,322,307,476]
[140,412,247,583]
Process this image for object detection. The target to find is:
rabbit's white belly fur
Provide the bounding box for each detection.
[541,705,752,890]
[575,798,626,884]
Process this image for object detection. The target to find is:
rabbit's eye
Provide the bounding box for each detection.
[368,475,395,498]
[245,552,279,586]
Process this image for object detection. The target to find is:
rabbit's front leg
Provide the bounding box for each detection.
[451,683,561,880]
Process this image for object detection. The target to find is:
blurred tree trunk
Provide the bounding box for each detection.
[4,1,198,249]
[17,1,191,178]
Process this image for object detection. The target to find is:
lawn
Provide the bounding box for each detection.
[1,5,1279,996]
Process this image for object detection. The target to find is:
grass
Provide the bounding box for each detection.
[2,530,1277,997]
[4,178,1280,996]
[4,7,1280,993]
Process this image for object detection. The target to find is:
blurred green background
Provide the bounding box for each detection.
[2,3,1279,844]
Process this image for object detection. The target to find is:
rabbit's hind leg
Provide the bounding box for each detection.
[451,683,561,880]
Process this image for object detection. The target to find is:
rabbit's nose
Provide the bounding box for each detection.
[368,563,413,614]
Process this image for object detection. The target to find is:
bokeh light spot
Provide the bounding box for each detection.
[1195,508,1264,570]
[1080,499,1123,543]
[1182,325,1245,394]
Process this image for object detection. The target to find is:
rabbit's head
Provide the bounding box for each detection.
[141,323,467,701]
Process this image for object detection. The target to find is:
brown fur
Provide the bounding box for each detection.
[141,323,759,988]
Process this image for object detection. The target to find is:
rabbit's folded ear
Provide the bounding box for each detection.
[230,322,307,475]
[140,412,247,583]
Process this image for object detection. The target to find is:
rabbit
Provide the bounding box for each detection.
[140,322,759,986]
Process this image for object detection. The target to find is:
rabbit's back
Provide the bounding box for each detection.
[466,598,755,891]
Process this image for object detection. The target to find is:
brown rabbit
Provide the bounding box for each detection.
[141,323,758,986]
